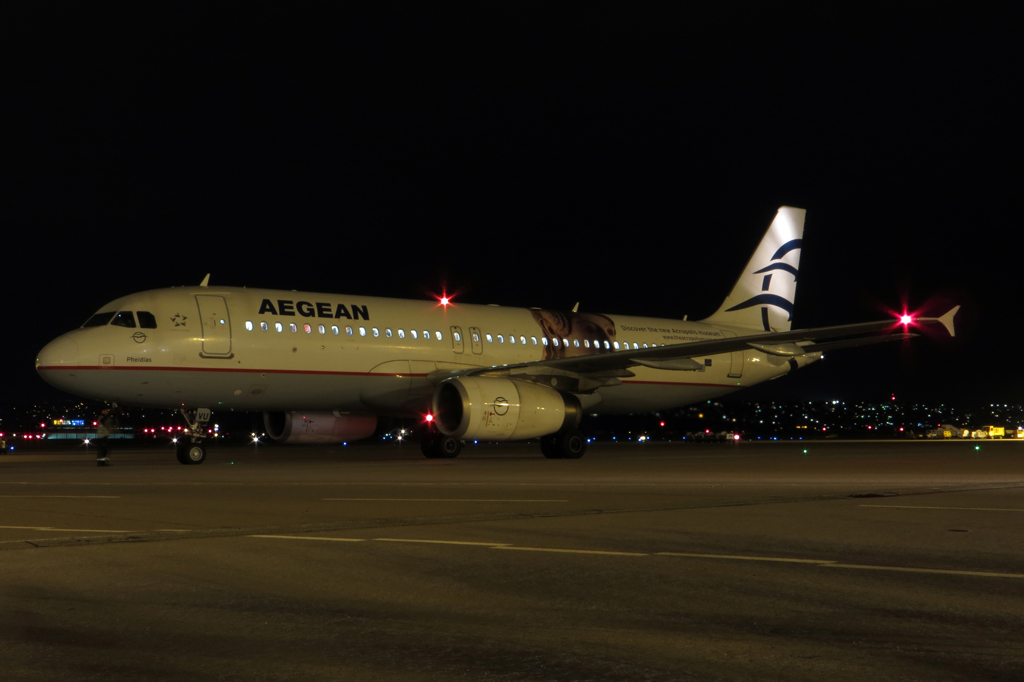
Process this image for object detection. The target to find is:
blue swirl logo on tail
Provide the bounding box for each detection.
[725,238,802,329]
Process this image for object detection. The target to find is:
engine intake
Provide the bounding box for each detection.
[263,411,377,444]
[432,377,581,441]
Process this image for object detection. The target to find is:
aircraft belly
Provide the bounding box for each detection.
[64,368,403,413]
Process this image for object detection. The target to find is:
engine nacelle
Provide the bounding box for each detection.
[263,411,377,444]
[432,377,581,441]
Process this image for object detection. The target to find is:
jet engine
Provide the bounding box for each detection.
[263,411,378,444]
[432,377,581,441]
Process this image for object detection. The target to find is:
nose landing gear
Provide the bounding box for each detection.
[176,407,211,465]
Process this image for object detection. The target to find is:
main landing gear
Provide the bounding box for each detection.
[540,428,587,459]
[421,423,462,459]
[175,407,211,465]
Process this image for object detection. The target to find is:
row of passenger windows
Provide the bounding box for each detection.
[83,311,158,329]
[242,320,663,350]
[244,320,444,340]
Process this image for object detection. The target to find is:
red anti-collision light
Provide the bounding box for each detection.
[425,414,434,423]
[900,314,913,325]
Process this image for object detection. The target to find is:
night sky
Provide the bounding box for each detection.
[7,8,1017,407]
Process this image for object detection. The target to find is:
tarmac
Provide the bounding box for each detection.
[1,439,1022,681]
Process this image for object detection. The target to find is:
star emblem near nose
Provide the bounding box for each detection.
[171,313,188,326]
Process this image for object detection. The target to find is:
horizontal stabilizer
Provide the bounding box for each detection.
[938,305,960,338]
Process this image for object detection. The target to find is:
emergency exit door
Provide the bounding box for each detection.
[195,295,232,357]
[450,326,465,354]
[469,327,483,354]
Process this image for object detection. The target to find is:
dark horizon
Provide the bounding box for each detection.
[6,8,1017,408]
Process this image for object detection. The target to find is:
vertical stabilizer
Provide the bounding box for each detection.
[704,206,806,332]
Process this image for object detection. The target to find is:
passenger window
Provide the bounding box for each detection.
[345,326,353,335]
[385,328,393,338]
[531,336,537,345]
[520,335,526,345]
[318,324,326,334]
[472,331,479,343]
[573,339,580,347]
[423,330,430,340]
[542,337,549,346]
[137,311,157,329]
[399,329,406,339]
[331,325,339,335]
[245,321,254,331]
[613,342,620,349]
[372,328,379,337]
[359,327,366,336]
[486,334,493,343]
[509,335,515,344]
[604,341,610,349]
[454,331,462,342]
[584,340,590,348]
[435,331,442,341]
[411,330,418,339]
[275,322,284,332]
[304,324,312,334]
[260,321,269,331]
[290,323,298,333]
[83,311,116,328]
[633,342,639,350]
[497,335,504,343]
[552,338,560,347]
[111,311,136,328]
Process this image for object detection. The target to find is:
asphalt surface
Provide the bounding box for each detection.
[1,440,1022,681]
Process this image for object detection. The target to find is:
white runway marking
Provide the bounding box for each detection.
[822,563,1024,579]
[250,535,366,542]
[322,498,568,502]
[247,536,1024,578]
[0,525,131,533]
[657,552,835,564]
[0,495,120,499]
[375,538,511,546]
[494,546,647,556]
[861,504,1024,512]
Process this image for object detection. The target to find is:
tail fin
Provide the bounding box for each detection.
[704,206,806,332]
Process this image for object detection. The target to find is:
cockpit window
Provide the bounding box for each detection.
[137,311,157,329]
[110,311,137,328]
[83,312,116,328]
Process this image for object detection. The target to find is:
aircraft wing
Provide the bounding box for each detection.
[431,306,959,384]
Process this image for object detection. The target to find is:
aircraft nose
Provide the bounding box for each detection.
[36,335,81,373]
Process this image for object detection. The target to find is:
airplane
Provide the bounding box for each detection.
[36,207,958,464]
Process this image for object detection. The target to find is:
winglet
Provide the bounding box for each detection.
[938,305,959,337]
[199,274,210,287]
[572,302,580,313]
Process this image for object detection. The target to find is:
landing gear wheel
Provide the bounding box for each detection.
[176,440,207,465]
[540,429,586,459]
[558,429,586,459]
[421,434,462,459]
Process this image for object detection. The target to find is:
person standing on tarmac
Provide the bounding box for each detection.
[95,406,120,466]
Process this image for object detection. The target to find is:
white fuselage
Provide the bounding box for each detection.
[36,286,815,416]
